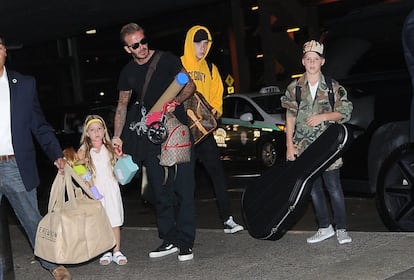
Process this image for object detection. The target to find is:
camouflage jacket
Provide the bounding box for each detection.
[280,74,353,170]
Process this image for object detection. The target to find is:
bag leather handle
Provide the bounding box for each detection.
[187,109,208,134]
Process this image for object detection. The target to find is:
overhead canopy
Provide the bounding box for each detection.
[0,0,221,47]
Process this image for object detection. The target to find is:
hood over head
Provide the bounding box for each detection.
[181,25,212,68]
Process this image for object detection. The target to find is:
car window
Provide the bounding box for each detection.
[235,98,263,121]
[323,6,409,80]
[222,98,237,118]
[349,43,406,75]
[251,94,284,114]
[322,6,412,129]
[222,97,263,121]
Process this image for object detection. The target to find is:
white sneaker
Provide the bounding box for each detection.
[306,225,335,243]
[336,229,352,244]
[224,216,244,234]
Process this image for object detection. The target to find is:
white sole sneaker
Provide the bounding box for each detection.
[178,248,193,261]
[149,245,178,258]
[224,225,244,234]
[337,230,352,244]
[178,253,194,261]
[338,238,352,245]
[306,225,335,244]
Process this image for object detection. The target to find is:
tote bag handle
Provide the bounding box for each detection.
[47,164,96,212]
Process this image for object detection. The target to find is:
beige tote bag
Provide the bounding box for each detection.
[34,164,116,264]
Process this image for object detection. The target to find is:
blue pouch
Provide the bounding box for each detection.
[114,155,139,185]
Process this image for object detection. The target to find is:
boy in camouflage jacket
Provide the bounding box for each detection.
[281,40,353,244]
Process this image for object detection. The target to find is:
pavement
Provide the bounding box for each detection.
[6,224,414,280]
[3,165,412,280]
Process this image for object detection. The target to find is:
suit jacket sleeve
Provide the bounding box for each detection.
[10,71,63,191]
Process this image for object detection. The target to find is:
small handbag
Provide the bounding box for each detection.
[184,91,218,145]
[159,113,192,166]
[114,154,139,185]
[34,164,116,264]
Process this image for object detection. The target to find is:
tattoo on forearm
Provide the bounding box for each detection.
[114,91,131,137]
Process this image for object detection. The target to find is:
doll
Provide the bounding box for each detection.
[63,147,103,200]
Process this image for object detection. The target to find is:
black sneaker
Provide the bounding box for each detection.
[149,242,178,258]
[178,248,193,261]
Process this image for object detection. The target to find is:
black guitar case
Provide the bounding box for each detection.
[241,123,353,240]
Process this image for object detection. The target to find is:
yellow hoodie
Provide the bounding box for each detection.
[181,25,224,117]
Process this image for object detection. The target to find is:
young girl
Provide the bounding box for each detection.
[77,114,127,265]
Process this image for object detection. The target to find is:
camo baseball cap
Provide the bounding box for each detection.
[303,40,324,57]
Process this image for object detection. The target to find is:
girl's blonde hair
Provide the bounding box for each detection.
[79,114,117,176]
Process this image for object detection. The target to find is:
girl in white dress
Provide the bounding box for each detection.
[77,115,127,266]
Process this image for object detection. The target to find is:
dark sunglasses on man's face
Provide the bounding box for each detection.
[127,38,148,50]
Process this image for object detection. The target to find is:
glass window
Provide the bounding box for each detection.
[234,98,263,121]
[251,94,284,114]
[222,98,237,118]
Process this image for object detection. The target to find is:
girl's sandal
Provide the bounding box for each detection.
[112,251,127,265]
[99,252,112,265]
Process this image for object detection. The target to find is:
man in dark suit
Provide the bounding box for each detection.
[0,35,71,279]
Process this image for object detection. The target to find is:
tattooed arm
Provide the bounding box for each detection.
[112,90,132,146]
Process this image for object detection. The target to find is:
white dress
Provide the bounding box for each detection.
[90,145,124,227]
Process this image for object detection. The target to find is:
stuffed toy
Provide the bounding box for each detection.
[63,147,103,200]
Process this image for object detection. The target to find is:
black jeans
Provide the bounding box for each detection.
[310,169,347,229]
[195,134,231,222]
[137,136,196,249]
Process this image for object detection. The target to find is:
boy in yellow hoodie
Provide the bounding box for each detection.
[181,25,243,234]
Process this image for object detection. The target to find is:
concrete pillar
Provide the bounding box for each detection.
[229,0,251,92]
[0,198,15,280]
[55,37,84,105]
[67,37,84,104]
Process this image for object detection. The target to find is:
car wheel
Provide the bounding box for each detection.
[376,143,414,231]
[260,141,277,167]
[368,121,409,194]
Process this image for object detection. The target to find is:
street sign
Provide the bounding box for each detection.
[225,74,234,87]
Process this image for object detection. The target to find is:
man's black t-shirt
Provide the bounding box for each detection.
[117,50,187,123]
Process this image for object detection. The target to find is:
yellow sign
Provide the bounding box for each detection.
[227,86,234,94]
[225,74,234,86]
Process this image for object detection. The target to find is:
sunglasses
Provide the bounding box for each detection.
[127,38,148,50]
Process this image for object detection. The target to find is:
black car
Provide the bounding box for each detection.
[322,1,414,231]
[216,1,414,232]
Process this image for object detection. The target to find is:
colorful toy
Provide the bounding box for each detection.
[63,147,103,200]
